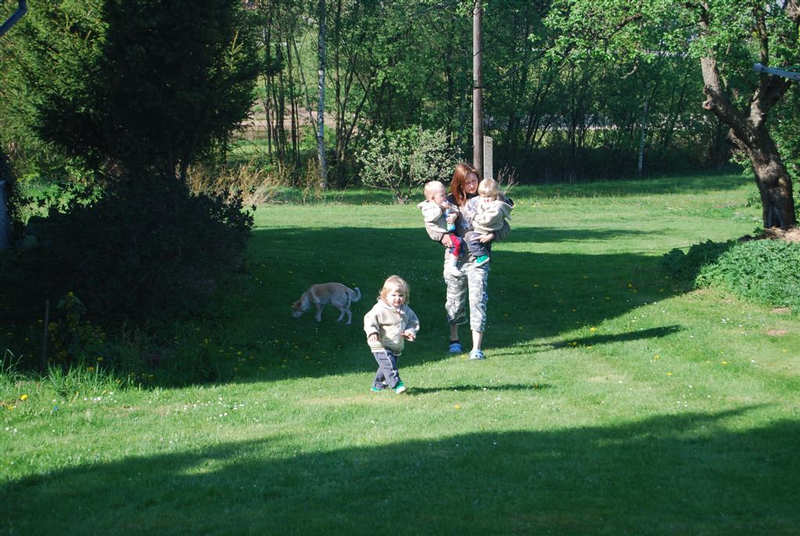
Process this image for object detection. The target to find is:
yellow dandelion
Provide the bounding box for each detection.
[589,327,597,332]
[721,361,728,366]
[666,372,672,376]
[454,404,461,409]
[19,394,28,401]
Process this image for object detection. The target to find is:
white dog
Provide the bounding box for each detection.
[291,283,362,325]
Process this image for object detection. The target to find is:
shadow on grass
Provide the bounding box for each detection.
[4,406,797,534]
[406,382,552,395]
[147,225,689,387]
[502,226,656,244]
[541,325,684,349]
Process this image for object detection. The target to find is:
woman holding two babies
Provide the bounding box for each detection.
[419,163,512,360]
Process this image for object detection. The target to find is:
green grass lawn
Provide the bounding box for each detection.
[2,173,799,535]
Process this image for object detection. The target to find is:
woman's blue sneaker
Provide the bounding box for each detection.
[469,349,485,360]
[394,382,407,394]
[448,341,463,353]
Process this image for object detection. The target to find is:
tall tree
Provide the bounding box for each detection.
[316,0,327,188]
[2,0,259,182]
[546,0,800,228]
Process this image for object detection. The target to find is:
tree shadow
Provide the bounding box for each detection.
[540,325,684,349]
[4,406,797,534]
[405,382,553,395]
[502,226,656,244]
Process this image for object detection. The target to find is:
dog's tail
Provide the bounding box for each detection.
[350,286,362,303]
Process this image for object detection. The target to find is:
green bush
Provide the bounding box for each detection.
[663,238,800,311]
[697,239,800,310]
[661,240,734,284]
[0,176,253,327]
[357,127,458,202]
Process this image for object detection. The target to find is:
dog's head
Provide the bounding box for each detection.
[291,296,306,318]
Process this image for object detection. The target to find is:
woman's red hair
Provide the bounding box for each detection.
[449,163,480,207]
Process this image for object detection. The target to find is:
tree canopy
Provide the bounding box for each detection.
[545,0,800,227]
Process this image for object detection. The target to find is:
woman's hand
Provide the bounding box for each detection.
[478,232,494,243]
[403,330,416,342]
[367,333,379,344]
[441,234,453,248]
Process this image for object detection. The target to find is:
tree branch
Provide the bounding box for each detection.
[785,0,800,23]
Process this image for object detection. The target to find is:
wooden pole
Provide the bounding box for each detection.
[472,0,483,174]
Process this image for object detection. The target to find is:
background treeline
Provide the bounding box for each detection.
[243,0,731,186]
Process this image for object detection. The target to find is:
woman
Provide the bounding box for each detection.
[425,163,505,360]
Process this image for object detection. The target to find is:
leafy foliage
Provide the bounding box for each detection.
[0,0,259,344]
[1,0,259,179]
[696,240,800,311]
[357,127,458,201]
[663,238,800,310]
[0,176,253,326]
[661,240,735,285]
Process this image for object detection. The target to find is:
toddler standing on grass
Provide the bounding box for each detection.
[363,275,419,394]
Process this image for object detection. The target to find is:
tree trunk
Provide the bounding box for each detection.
[743,133,796,229]
[316,0,328,189]
[698,7,797,230]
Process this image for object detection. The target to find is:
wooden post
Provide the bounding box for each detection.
[472,0,483,174]
[483,136,493,180]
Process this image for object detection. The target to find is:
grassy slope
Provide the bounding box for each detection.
[2,174,799,535]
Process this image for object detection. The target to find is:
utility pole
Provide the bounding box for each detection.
[472,0,483,174]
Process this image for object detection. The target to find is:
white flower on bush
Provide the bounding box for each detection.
[357,127,458,202]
